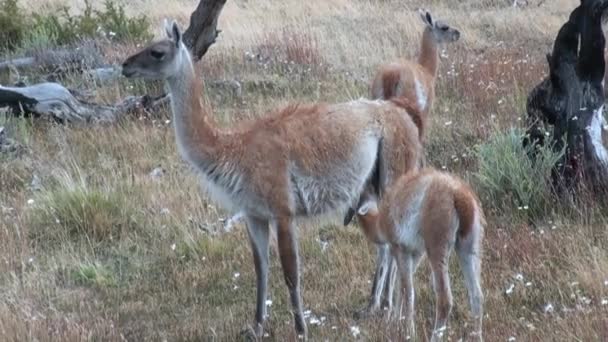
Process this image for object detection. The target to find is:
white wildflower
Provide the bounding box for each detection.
[543,303,554,313]
[508,337,516,342]
[26,199,35,205]
[265,300,272,307]
[149,167,164,179]
[444,121,453,126]
[233,272,240,279]
[350,326,361,338]
[170,243,176,251]
[506,283,515,295]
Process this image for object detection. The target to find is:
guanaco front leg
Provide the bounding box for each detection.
[245,215,270,337]
[276,217,307,338]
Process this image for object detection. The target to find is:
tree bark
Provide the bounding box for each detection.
[525,1,608,195]
[182,0,227,61]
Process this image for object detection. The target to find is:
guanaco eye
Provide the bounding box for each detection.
[440,26,449,31]
[150,50,165,60]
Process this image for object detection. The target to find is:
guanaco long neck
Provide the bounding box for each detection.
[418,27,439,78]
[166,45,221,171]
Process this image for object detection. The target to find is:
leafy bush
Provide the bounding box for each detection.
[0,0,151,51]
[474,127,564,220]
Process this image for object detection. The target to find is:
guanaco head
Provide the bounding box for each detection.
[122,19,188,80]
[357,199,385,244]
[418,9,460,44]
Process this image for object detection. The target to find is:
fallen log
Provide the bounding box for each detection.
[0,0,227,123]
[0,83,168,123]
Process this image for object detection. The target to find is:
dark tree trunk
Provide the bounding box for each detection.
[525,0,608,195]
[182,0,228,61]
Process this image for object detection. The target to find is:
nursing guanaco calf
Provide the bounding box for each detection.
[371,9,460,140]
[121,20,422,339]
[356,169,485,341]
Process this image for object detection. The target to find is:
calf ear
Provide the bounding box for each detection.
[357,200,378,216]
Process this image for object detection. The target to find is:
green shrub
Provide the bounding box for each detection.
[474,127,564,220]
[1,0,152,51]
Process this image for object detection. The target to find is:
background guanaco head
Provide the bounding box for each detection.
[418,9,460,44]
[122,19,185,80]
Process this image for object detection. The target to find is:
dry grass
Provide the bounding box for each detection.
[1,0,608,341]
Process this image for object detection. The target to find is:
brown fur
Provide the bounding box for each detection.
[121,22,423,338]
[389,96,425,139]
[357,168,484,340]
[370,13,459,143]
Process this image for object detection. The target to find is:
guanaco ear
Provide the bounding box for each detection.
[164,19,182,47]
[418,9,433,27]
[357,200,378,216]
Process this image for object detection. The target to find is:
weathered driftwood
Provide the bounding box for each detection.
[0,83,168,122]
[525,1,608,193]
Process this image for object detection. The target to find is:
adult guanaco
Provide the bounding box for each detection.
[121,20,422,339]
[371,9,460,140]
